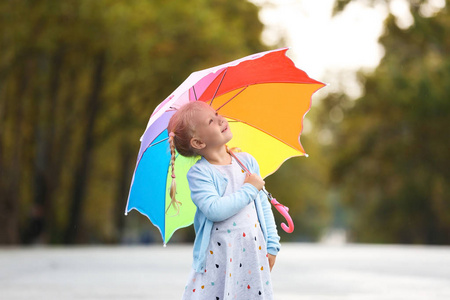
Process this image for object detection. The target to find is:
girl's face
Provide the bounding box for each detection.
[191,105,233,150]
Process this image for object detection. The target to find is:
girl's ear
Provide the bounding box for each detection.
[191,137,205,150]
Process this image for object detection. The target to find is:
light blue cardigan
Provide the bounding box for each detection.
[186,152,281,273]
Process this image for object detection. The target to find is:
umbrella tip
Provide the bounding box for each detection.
[163,243,167,248]
[305,153,309,158]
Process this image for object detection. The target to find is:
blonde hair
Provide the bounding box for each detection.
[166,101,210,214]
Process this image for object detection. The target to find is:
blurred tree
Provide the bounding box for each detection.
[0,0,266,244]
[324,1,450,244]
[264,131,332,242]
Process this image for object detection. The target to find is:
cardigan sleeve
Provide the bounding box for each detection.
[187,164,259,222]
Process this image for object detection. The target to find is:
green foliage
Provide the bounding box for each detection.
[0,0,266,244]
[265,133,332,242]
[333,0,436,16]
[323,4,450,244]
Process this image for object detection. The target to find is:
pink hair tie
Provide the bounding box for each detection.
[169,132,175,138]
[171,174,176,178]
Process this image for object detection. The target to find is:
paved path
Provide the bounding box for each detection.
[1,243,449,299]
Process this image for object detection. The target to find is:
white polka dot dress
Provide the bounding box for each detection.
[182,158,274,300]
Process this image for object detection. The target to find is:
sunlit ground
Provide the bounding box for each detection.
[1,243,449,299]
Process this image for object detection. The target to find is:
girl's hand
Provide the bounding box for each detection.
[244,173,265,191]
[268,254,276,271]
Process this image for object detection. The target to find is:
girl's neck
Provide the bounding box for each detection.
[201,145,231,165]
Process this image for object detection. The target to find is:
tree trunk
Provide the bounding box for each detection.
[113,138,135,243]
[24,49,64,244]
[64,52,106,244]
[0,59,30,244]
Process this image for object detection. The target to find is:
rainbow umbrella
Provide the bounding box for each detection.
[125,48,325,245]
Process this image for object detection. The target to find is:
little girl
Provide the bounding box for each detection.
[167,101,280,300]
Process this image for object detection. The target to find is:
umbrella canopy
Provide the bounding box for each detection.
[125,48,325,244]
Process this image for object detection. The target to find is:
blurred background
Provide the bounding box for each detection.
[1,0,449,246]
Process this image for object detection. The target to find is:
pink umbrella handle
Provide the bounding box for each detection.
[228,150,294,233]
[270,198,294,233]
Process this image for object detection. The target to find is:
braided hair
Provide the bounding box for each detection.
[166,101,210,214]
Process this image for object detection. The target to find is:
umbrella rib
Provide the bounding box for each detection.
[148,137,169,148]
[225,118,304,153]
[193,86,198,101]
[210,68,228,106]
[215,86,248,112]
